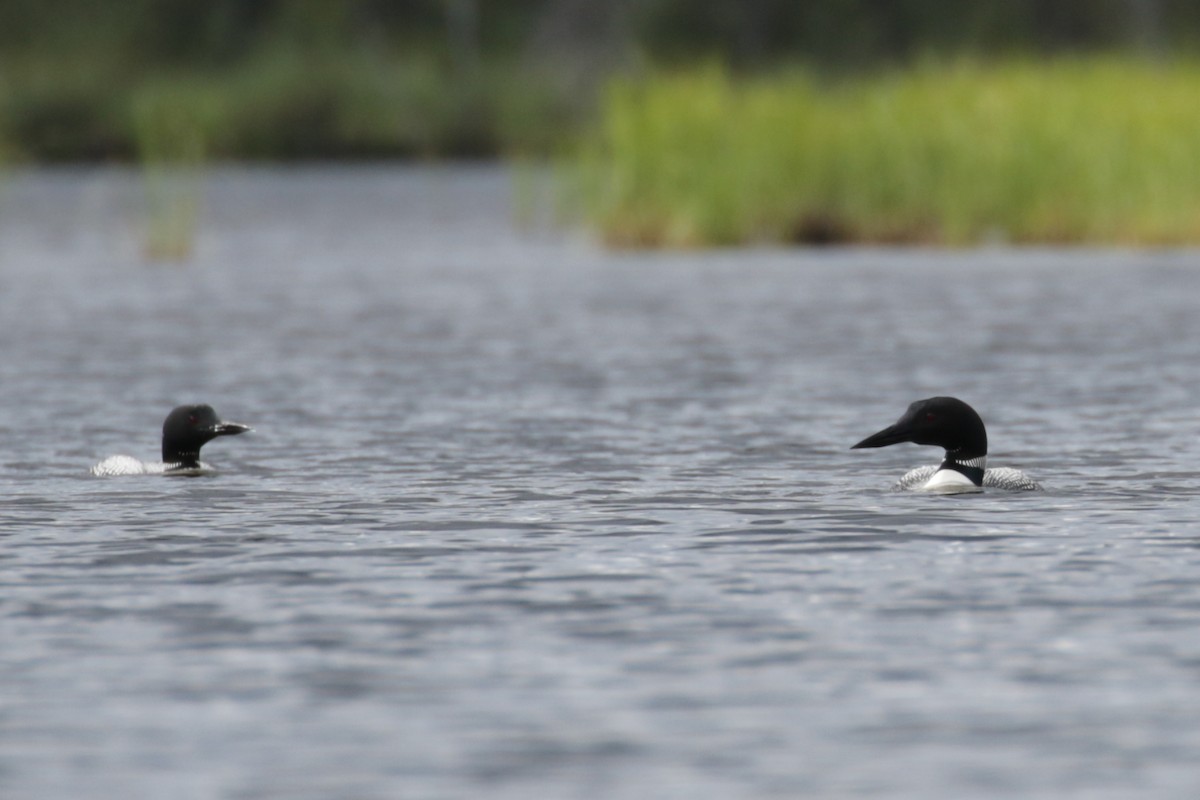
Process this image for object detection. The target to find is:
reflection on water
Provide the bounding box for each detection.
[2,166,1200,799]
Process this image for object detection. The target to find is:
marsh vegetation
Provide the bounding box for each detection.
[572,58,1200,247]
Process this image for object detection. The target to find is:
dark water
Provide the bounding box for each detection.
[3,166,1200,799]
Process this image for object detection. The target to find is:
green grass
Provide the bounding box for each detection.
[131,85,219,261]
[572,58,1200,246]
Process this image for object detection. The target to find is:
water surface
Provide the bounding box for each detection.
[2,166,1200,799]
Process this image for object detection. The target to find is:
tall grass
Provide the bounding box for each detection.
[573,59,1200,246]
[132,84,219,261]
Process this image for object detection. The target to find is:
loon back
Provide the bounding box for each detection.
[90,454,155,477]
[893,464,1042,493]
[981,466,1042,492]
[90,456,218,477]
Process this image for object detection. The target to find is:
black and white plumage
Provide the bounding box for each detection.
[91,404,251,477]
[851,396,1040,494]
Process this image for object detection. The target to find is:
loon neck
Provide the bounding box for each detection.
[938,453,987,486]
[164,448,201,468]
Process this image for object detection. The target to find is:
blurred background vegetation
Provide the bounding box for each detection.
[1,0,1194,162]
[3,0,1198,245]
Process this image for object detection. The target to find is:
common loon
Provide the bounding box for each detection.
[91,404,251,477]
[851,396,1040,493]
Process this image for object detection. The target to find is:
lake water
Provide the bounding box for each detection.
[3,165,1200,799]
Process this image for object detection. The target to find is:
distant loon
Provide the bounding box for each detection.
[851,396,1040,493]
[91,404,251,477]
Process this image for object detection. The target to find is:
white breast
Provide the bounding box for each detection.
[919,468,983,494]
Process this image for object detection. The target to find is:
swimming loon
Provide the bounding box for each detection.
[851,396,1040,493]
[91,404,251,477]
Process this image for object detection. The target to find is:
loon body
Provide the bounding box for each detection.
[851,396,1040,494]
[91,404,250,477]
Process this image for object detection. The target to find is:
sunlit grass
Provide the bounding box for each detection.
[573,58,1200,247]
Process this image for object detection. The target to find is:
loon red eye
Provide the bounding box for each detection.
[188,414,198,424]
[925,413,937,421]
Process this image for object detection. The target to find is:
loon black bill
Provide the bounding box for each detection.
[212,421,251,437]
[851,422,913,449]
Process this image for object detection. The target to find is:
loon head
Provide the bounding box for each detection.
[162,404,250,467]
[851,396,987,461]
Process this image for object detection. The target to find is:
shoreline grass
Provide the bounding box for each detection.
[0,47,590,163]
[572,58,1200,247]
[132,87,218,261]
